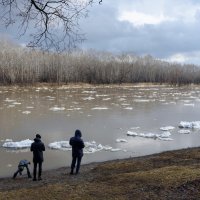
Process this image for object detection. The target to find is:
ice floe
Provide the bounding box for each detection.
[2,139,33,148]
[91,107,109,110]
[160,126,175,131]
[49,107,65,111]
[48,140,120,153]
[82,91,97,94]
[82,97,95,100]
[124,107,133,110]
[22,111,31,114]
[178,130,191,134]
[179,121,200,129]
[4,98,16,102]
[127,131,138,136]
[102,98,111,101]
[1,139,13,142]
[127,131,173,141]
[116,138,128,143]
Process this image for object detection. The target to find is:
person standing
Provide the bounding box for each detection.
[31,134,45,181]
[69,129,85,175]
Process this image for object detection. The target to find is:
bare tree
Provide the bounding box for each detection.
[0,0,102,51]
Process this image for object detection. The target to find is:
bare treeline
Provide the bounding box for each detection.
[0,40,200,85]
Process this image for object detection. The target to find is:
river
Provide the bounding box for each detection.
[0,84,200,177]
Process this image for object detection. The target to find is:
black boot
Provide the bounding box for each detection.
[13,172,17,179]
[70,169,74,175]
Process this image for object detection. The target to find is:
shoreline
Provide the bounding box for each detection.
[0,147,200,186]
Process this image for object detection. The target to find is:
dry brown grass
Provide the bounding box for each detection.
[1,148,200,199]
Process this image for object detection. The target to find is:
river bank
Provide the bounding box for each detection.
[1,147,200,199]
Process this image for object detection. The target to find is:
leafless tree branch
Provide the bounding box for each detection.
[0,0,103,51]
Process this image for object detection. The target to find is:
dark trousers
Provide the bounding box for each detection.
[71,155,82,174]
[33,162,42,179]
[13,165,31,179]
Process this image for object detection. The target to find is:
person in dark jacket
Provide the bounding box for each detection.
[13,159,32,179]
[69,129,85,175]
[31,134,45,181]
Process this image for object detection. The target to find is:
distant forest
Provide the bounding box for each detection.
[0,40,200,85]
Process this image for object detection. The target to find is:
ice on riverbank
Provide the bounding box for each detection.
[2,139,33,148]
[48,140,118,154]
[179,121,200,129]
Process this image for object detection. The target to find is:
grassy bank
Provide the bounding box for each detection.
[1,147,200,199]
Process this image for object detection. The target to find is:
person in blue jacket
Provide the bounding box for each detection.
[13,159,32,179]
[69,129,85,175]
[31,134,45,181]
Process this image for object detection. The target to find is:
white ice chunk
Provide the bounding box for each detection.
[91,107,108,110]
[127,131,138,136]
[49,107,65,111]
[160,126,175,131]
[48,140,117,153]
[48,141,71,150]
[12,102,21,105]
[134,99,150,102]
[159,131,171,138]
[139,133,159,138]
[179,121,200,129]
[124,107,133,110]
[3,139,33,148]
[116,138,128,143]
[102,98,111,101]
[82,97,95,100]
[4,98,15,102]
[178,130,191,134]
[110,148,121,152]
[22,111,31,114]
[158,137,173,141]
[1,139,13,142]
[82,91,97,94]
[130,127,140,130]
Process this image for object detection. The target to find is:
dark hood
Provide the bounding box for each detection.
[75,129,82,137]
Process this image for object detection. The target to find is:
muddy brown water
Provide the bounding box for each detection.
[0,84,200,177]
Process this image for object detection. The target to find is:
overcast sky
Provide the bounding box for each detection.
[79,0,200,65]
[1,0,200,65]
